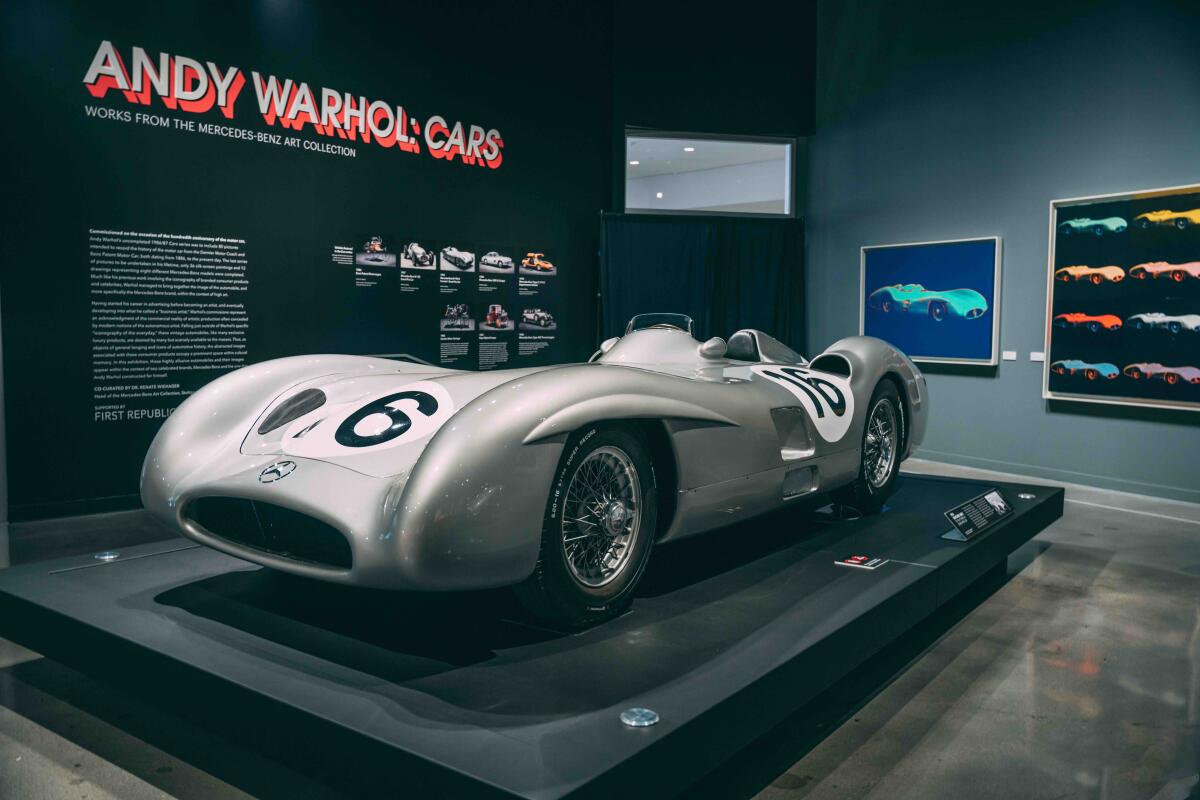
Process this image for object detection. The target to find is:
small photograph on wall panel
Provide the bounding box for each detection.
[860,237,1001,365]
[1044,182,1200,412]
[355,234,397,267]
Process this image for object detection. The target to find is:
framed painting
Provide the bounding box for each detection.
[1044,183,1200,411]
[860,236,1001,365]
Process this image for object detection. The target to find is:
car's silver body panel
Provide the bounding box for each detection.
[142,330,927,591]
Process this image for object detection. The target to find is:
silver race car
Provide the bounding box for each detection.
[142,313,927,627]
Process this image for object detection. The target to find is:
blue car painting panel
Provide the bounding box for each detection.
[861,238,999,364]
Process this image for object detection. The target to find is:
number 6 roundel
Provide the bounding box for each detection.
[750,365,855,443]
[281,381,456,459]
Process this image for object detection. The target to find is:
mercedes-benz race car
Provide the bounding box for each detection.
[1128,261,1200,281]
[1057,216,1127,235]
[402,242,435,267]
[1049,360,1119,380]
[1123,363,1200,384]
[142,313,928,628]
[364,236,386,253]
[1126,313,1200,333]
[1053,312,1122,331]
[480,251,514,271]
[440,246,475,270]
[1054,265,1126,284]
[1134,208,1200,230]
[522,308,555,327]
[867,284,988,321]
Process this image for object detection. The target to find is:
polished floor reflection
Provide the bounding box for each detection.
[697,460,1200,800]
[1,462,1198,799]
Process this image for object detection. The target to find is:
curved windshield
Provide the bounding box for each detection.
[626,313,694,335]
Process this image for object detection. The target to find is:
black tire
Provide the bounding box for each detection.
[928,301,947,322]
[1137,217,1152,230]
[1176,218,1189,230]
[831,381,903,514]
[515,425,658,629]
[1093,225,1106,236]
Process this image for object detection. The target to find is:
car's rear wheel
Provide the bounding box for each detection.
[831,381,902,515]
[516,425,658,629]
[1128,367,1141,379]
[1093,225,1106,236]
[1091,273,1103,284]
[1176,218,1189,230]
[1088,321,1101,332]
[1085,368,1099,380]
[1172,270,1186,282]
[1168,321,1182,334]
[880,300,892,313]
[1137,217,1152,230]
[1165,372,1179,385]
[928,301,947,322]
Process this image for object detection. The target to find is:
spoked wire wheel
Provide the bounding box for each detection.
[863,397,898,490]
[561,446,642,587]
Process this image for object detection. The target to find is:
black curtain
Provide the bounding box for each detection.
[599,214,806,353]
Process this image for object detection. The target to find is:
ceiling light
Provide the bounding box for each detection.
[683,146,695,152]
[629,160,639,165]
[656,192,663,199]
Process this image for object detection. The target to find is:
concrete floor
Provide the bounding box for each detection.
[1,459,1197,799]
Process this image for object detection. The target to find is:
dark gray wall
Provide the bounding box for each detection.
[807,0,1200,501]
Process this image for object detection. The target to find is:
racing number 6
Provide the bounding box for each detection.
[335,391,440,447]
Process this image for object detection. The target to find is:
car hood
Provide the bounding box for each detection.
[241,364,559,477]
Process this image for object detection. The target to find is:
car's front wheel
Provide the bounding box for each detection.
[516,425,658,629]
[928,301,947,322]
[831,381,902,514]
[1176,218,1189,230]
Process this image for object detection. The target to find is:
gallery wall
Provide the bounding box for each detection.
[0,0,612,520]
[806,0,1200,501]
[609,0,817,209]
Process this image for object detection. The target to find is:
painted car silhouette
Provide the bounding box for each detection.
[1054,265,1126,284]
[1053,312,1122,331]
[1128,261,1200,282]
[1049,360,1119,380]
[1133,208,1200,230]
[1123,363,1200,384]
[521,252,555,272]
[1058,216,1127,235]
[867,284,988,321]
[1126,313,1200,334]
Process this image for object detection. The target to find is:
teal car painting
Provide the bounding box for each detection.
[867,284,988,322]
[1049,360,1120,380]
[1057,216,1127,235]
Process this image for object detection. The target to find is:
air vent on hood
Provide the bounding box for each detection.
[257,389,326,435]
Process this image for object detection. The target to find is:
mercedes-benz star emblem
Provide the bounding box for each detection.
[258,460,297,483]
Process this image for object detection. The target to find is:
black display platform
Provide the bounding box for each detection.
[0,476,1063,799]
